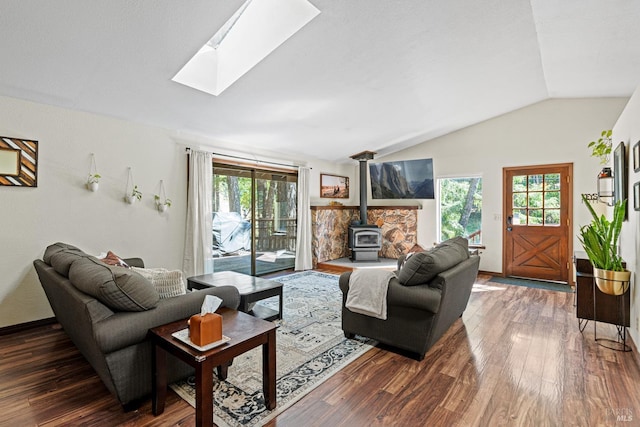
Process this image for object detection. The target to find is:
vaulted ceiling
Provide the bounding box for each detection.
[1,1,639,162]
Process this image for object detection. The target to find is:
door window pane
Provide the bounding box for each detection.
[513,175,527,192]
[545,209,561,225]
[544,174,560,190]
[513,193,527,208]
[528,192,543,208]
[544,192,560,208]
[528,209,543,225]
[513,209,527,225]
[528,175,543,191]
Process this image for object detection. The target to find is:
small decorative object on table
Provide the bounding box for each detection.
[189,295,223,346]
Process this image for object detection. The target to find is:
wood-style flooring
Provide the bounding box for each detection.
[1,271,639,426]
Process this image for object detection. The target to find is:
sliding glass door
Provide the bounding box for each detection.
[212,163,297,276]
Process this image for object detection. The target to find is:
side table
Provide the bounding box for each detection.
[150,308,277,427]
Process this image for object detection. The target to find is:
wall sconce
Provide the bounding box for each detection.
[597,167,614,206]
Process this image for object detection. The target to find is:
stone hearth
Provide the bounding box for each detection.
[311,205,418,267]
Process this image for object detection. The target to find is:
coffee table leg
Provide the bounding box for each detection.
[278,290,283,320]
[195,360,214,427]
[152,344,167,415]
[262,329,277,410]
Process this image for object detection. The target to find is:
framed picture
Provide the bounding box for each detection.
[634,140,640,173]
[0,136,38,187]
[320,173,349,198]
[635,182,640,211]
[613,141,627,219]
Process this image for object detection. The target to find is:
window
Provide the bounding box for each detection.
[438,176,482,244]
[511,173,560,226]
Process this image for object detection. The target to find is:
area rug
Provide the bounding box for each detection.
[490,276,574,293]
[170,271,375,427]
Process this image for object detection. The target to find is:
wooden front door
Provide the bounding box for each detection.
[503,164,573,283]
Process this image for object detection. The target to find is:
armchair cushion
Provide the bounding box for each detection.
[397,237,469,286]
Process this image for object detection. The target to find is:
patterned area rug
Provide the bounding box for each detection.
[170,271,375,427]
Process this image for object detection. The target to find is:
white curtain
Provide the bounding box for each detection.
[183,150,213,277]
[295,167,313,271]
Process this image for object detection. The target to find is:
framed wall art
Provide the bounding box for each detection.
[0,136,38,187]
[613,141,627,218]
[633,140,640,173]
[320,173,349,198]
[635,181,640,211]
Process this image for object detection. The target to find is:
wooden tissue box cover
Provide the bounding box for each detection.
[189,313,222,346]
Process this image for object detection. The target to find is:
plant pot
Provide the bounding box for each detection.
[593,267,631,295]
[157,204,167,213]
[125,195,136,204]
[86,182,99,192]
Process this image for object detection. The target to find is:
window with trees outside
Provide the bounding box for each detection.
[438,176,482,244]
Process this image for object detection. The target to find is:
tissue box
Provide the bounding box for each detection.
[189,313,222,346]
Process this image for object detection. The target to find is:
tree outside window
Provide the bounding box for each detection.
[438,177,482,244]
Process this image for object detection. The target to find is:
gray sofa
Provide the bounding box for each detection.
[33,242,240,409]
[339,237,480,360]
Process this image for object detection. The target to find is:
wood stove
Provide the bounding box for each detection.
[349,150,382,262]
[348,224,382,261]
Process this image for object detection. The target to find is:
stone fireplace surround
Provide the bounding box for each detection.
[311,205,418,267]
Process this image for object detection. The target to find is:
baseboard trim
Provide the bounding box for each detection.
[0,317,56,336]
[627,332,640,369]
[479,270,502,277]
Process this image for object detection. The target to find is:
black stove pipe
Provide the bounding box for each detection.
[359,159,367,225]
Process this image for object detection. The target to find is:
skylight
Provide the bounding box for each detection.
[172,0,320,96]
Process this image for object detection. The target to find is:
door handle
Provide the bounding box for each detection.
[506,215,513,232]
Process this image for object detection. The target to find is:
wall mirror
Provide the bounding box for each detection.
[0,136,38,187]
[613,141,627,219]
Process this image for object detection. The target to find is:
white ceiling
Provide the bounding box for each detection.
[1,1,639,163]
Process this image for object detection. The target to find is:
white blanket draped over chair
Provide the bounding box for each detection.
[345,269,395,320]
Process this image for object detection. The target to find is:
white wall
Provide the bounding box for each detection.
[0,96,191,327]
[366,98,628,274]
[612,87,640,347]
[0,95,350,328]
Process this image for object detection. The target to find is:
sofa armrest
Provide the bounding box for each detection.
[93,285,240,354]
[122,257,144,268]
[431,255,480,314]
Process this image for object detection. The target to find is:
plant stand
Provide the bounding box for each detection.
[592,277,631,352]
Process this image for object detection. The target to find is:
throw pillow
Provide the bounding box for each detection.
[69,257,159,311]
[397,237,470,286]
[131,267,187,299]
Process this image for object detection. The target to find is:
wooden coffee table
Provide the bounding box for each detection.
[187,271,283,321]
[150,308,277,427]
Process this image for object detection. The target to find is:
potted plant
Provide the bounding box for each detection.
[154,194,172,212]
[125,185,142,204]
[578,194,630,295]
[86,173,101,192]
[588,129,613,165]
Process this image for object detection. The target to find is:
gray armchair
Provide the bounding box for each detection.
[339,237,480,360]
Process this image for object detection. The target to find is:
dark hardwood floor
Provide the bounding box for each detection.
[1,271,639,426]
